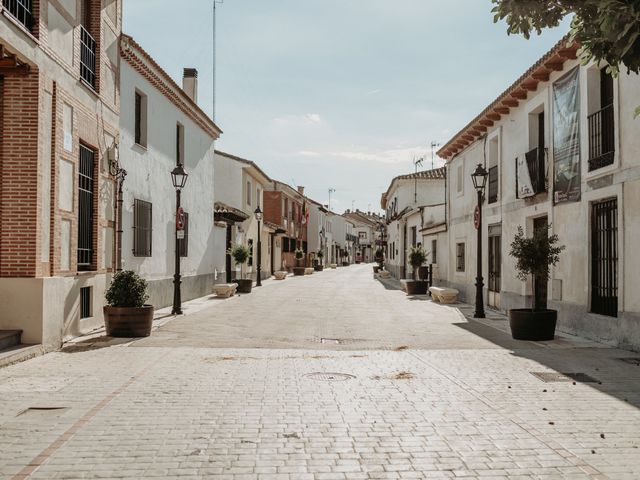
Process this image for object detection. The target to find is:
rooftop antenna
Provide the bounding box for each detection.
[212,0,224,121]
[430,141,441,170]
[413,156,424,203]
[328,188,336,212]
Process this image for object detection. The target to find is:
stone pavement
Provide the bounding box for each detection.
[0,264,639,479]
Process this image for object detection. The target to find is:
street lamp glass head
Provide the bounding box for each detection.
[471,163,489,192]
[254,205,263,222]
[171,164,188,190]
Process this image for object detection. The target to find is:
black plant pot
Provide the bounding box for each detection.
[373,266,380,274]
[508,309,557,341]
[417,266,429,280]
[405,280,427,295]
[235,279,253,294]
[293,267,305,276]
[314,265,324,272]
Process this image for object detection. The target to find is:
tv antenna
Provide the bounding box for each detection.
[430,141,441,169]
[328,188,336,212]
[413,156,424,203]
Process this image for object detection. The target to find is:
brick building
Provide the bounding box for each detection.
[0,0,121,350]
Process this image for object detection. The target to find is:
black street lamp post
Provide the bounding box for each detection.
[471,163,488,319]
[254,206,263,287]
[171,164,188,315]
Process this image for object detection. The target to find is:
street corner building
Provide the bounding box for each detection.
[0,0,122,351]
[118,35,221,309]
[437,35,640,350]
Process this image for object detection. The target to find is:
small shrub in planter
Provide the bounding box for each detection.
[104,270,153,337]
[228,243,253,293]
[508,225,565,341]
[293,248,306,276]
[314,251,324,271]
[405,245,428,295]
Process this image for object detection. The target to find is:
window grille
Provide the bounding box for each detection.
[80,287,92,319]
[591,199,618,317]
[3,0,32,30]
[456,243,465,272]
[78,145,95,270]
[133,199,152,257]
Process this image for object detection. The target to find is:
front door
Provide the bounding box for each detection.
[225,224,233,282]
[488,225,501,309]
[533,216,548,309]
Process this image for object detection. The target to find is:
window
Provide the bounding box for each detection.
[248,239,254,266]
[78,145,96,271]
[80,287,92,319]
[134,91,148,147]
[411,226,417,246]
[359,231,367,239]
[456,165,464,194]
[432,239,437,264]
[256,187,261,209]
[176,123,184,165]
[133,199,152,257]
[456,243,465,272]
[79,1,96,89]
[178,212,189,257]
[246,181,251,205]
[4,0,34,33]
[591,199,618,317]
[588,68,615,171]
[488,136,499,204]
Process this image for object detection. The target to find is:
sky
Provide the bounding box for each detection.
[123,1,570,214]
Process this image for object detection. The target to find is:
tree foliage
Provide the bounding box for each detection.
[491,0,640,81]
[105,270,149,308]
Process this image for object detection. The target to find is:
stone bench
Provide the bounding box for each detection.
[304,268,314,275]
[213,283,237,298]
[429,286,459,304]
[377,271,391,279]
[329,264,337,269]
[274,271,288,280]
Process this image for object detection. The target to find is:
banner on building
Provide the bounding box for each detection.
[553,67,581,204]
[516,155,534,198]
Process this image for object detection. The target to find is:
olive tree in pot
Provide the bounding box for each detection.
[104,270,153,337]
[373,248,384,273]
[508,225,565,341]
[228,243,253,293]
[314,250,324,271]
[405,245,428,295]
[293,248,306,276]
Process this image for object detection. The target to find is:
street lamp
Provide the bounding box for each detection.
[171,164,188,315]
[471,163,488,319]
[254,206,263,287]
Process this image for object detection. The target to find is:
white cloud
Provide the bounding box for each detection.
[272,113,323,126]
[298,150,321,157]
[328,145,432,165]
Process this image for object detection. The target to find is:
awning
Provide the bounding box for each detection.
[214,202,249,223]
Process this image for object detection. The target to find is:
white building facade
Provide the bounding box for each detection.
[438,36,640,350]
[119,36,221,308]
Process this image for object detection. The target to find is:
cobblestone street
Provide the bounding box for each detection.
[1,264,640,479]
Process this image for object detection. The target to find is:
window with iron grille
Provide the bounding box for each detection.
[80,287,92,319]
[178,212,189,257]
[488,166,498,204]
[432,239,437,264]
[591,198,618,317]
[78,145,95,271]
[248,239,254,266]
[456,243,465,272]
[588,69,615,171]
[80,26,96,88]
[3,0,33,31]
[133,199,152,257]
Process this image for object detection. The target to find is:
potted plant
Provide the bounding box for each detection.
[228,243,253,293]
[405,245,428,295]
[104,270,154,337]
[374,248,384,273]
[293,248,306,276]
[314,251,324,271]
[508,225,565,340]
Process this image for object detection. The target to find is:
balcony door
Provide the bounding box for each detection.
[487,225,501,309]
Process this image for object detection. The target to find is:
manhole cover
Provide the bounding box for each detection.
[619,357,640,366]
[321,338,340,344]
[304,372,355,382]
[531,372,599,383]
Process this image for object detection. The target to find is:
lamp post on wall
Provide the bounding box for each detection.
[471,163,488,319]
[171,164,188,315]
[254,206,263,287]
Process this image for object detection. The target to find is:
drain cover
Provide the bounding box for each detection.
[531,372,599,383]
[304,372,355,382]
[619,358,640,366]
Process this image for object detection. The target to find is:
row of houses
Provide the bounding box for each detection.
[381,35,640,351]
[0,1,381,353]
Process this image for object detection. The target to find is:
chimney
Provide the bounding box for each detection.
[297,186,305,195]
[182,68,198,103]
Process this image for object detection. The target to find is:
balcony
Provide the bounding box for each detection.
[525,147,546,194]
[3,0,33,31]
[588,104,615,171]
[80,26,96,89]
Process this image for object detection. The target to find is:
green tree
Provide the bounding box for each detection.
[491,0,640,116]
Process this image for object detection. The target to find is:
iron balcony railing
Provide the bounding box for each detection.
[3,0,33,31]
[525,146,546,195]
[80,26,97,88]
[588,103,615,171]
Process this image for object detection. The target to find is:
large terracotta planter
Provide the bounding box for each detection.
[405,280,428,295]
[104,305,154,338]
[508,309,557,341]
[235,279,253,293]
[293,267,305,276]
